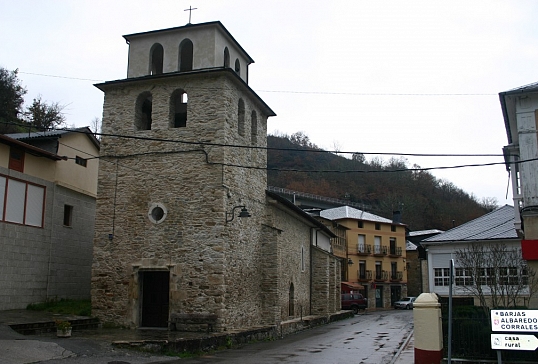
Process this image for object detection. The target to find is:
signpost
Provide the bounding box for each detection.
[490,309,538,363]
[491,334,538,351]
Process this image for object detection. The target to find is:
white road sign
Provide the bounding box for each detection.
[491,334,538,351]
[491,310,538,332]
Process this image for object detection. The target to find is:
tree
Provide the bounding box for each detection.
[90,117,102,140]
[24,95,65,131]
[0,67,27,133]
[455,243,538,315]
[352,152,366,163]
[479,197,499,212]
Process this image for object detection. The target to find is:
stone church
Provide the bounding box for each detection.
[91,21,341,331]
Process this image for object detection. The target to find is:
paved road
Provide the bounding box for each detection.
[1,310,412,364]
[156,309,414,364]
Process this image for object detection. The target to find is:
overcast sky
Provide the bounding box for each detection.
[2,0,538,206]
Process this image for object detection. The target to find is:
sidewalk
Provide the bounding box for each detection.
[392,329,415,364]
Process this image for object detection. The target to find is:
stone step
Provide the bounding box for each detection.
[9,317,100,335]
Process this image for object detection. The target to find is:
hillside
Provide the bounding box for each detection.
[267,133,490,231]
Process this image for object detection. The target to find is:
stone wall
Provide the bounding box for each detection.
[92,70,270,329]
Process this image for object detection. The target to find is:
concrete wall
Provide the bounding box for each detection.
[0,166,95,309]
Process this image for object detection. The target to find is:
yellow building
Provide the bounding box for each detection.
[320,206,407,309]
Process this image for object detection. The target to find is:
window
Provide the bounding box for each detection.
[391,225,396,232]
[358,221,364,228]
[359,260,366,279]
[223,47,230,68]
[389,237,396,255]
[250,110,257,145]
[358,234,366,252]
[179,39,193,72]
[234,59,241,76]
[63,205,73,226]
[9,147,24,172]
[374,236,381,254]
[75,156,87,167]
[150,43,164,75]
[375,261,382,280]
[170,90,188,128]
[375,222,381,230]
[238,99,245,136]
[301,245,305,272]
[455,268,473,286]
[391,262,397,279]
[135,92,152,130]
[434,268,450,286]
[0,175,45,227]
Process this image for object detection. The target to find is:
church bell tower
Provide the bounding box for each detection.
[92,21,275,329]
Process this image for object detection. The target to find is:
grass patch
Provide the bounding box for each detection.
[27,299,91,316]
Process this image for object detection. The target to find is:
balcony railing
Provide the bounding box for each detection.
[358,270,372,281]
[375,270,388,281]
[390,271,403,281]
[373,246,387,256]
[358,244,371,255]
[389,246,402,256]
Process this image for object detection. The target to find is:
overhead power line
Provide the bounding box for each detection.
[18,71,495,96]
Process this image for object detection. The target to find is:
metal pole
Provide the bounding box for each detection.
[448,259,454,364]
[497,349,502,364]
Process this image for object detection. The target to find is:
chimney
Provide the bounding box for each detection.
[392,210,402,224]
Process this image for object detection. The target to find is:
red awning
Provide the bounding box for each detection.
[341,281,364,290]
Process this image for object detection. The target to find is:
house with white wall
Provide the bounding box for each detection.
[421,205,529,305]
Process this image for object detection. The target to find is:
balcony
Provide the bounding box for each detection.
[357,244,371,255]
[375,270,388,281]
[390,271,403,281]
[373,245,387,256]
[389,247,402,257]
[358,270,372,282]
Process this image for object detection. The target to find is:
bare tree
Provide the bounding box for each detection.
[455,243,538,315]
[90,117,102,140]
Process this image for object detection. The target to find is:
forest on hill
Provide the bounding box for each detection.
[267,132,495,231]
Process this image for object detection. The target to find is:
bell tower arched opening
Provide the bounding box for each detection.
[179,39,193,72]
[150,43,164,75]
[135,92,153,130]
[170,90,188,128]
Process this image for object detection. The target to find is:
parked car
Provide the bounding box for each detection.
[341,293,367,314]
[394,297,416,310]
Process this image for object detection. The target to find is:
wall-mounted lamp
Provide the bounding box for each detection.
[347,258,353,265]
[225,205,251,224]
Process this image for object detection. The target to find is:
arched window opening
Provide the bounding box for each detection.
[179,39,194,72]
[224,47,230,68]
[238,99,245,136]
[250,110,257,144]
[150,43,164,75]
[288,283,295,317]
[234,59,241,76]
[135,92,153,130]
[170,90,188,128]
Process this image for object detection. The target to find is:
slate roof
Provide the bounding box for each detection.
[406,241,418,251]
[320,205,401,225]
[5,127,100,150]
[499,81,538,95]
[408,229,443,237]
[421,205,517,244]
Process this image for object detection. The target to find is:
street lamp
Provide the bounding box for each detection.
[225,205,251,224]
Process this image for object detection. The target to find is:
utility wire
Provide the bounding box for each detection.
[18,71,495,96]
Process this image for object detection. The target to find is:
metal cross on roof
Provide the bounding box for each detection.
[184,6,197,24]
